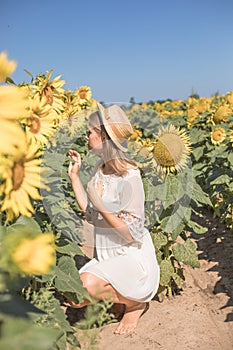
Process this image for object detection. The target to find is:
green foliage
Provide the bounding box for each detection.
[189,115,233,229]
[54,255,90,303]
[172,239,200,268]
[0,292,62,350]
[76,300,116,330]
[0,315,62,350]
[144,160,209,300]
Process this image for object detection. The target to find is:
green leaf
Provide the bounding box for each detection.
[159,259,174,285]
[0,315,61,350]
[56,240,83,257]
[192,146,204,161]
[161,205,191,234]
[54,256,90,301]
[151,231,168,250]
[0,292,43,319]
[5,77,15,85]
[0,225,7,238]
[187,220,208,234]
[7,216,42,235]
[24,69,34,78]
[172,239,200,268]
[191,181,212,206]
[228,152,233,164]
[155,176,186,209]
[210,174,231,185]
[170,221,185,241]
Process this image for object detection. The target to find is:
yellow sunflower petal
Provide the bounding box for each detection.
[12,190,34,215]
[1,133,48,219]
[0,51,17,83]
[0,120,27,155]
[0,86,29,119]
[12,233,55,275]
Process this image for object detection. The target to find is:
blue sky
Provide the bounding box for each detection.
[1,0,233,104]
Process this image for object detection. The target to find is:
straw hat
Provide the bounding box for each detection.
[97,102,133,152]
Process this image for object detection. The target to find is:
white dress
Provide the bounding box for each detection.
[79,167,160,302]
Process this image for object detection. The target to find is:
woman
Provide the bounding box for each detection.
[68,102,160,334]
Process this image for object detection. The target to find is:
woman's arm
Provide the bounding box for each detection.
[87,179,134,242]
[68,150,88,212]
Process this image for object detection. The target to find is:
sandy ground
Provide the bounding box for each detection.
[68,208,233,350]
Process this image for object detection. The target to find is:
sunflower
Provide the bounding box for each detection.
[25,95,57,145]
[12,233,55,275]
[185,97,197,107]
[141,103,148,109]
[210,127,226,145]
[128,127,143,141]
[229,129,233,143]
[0,120,26,156]
[211,105,230,125]
[33,70,66,110]
[193,97,210,114]
[1,227,55,275]
[0,51,17,83]
[225,91,233,105]
[128,104,140,114]
[187,107,198,127]
[0,85,29,120]
[152,124,192,175]
[61,109,88,137]
[170,100,182,109]
[62,90,82,120]
[154,102,165,115]
[26,116,56,145]
[75,85,92,104]
[1,137,49,221]
[142,138,154,149]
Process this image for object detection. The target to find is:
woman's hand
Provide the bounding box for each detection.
[68,150,81,180]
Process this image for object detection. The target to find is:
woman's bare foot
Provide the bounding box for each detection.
[114,302,147,335]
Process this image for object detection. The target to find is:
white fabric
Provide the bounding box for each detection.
[80,168,160,302]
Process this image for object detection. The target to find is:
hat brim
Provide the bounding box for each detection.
[97,102,129,152]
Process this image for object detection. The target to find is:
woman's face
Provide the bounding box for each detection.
[87,127,103,153]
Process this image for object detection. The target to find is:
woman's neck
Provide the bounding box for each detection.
[101,163,116,175]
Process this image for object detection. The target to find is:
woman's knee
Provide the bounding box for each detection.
[80,272,104,297]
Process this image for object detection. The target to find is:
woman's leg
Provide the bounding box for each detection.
[69,272,148,334]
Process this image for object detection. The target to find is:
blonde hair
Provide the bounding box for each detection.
[89,112,137,175]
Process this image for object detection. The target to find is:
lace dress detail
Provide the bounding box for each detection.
[118,211,144,243]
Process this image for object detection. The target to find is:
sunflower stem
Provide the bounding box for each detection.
[167,284,173,299]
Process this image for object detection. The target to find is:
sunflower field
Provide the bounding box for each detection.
[0,51,232,349]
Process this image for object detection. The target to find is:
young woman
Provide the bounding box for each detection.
[68,102,160,334]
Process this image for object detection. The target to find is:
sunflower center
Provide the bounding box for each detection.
[153,134,184,167]
[30,118,41,134]
[12,162,25,190]
[212,130,224,141]
[79,91,87,99]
